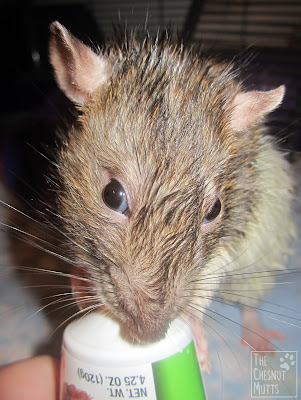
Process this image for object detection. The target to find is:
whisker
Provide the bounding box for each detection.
[50,304,100,337]
[0,199,111,275]
[194,288,301,316]
[195,267,301,281]
[11,265,94,284]
[192,292,301,328]
[186,305,252,374]
[220,289,300,313]
[189,301,285,352]
[37,293,97,322]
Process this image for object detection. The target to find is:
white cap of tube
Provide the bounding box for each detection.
[62,312,193,367]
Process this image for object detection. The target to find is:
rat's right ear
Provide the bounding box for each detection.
[49,21,112,104]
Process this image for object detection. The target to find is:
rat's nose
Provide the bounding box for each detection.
[116,286,171,343]
[110,264,174,343]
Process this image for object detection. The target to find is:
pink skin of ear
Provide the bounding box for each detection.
[49,21,111,104]
[230,86,285,132]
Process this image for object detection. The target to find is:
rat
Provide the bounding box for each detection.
[22,21,295,372]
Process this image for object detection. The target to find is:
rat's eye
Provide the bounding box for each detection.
[103,179,129,215]
[203,198,221,223]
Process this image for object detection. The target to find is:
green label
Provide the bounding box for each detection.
[152,341,206,400]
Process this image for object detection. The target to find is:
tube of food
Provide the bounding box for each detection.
[60,312,206,400]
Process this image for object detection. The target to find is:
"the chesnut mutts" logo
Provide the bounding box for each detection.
[251,351,297,398]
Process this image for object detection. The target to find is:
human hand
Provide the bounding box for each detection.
[0,355,59,400]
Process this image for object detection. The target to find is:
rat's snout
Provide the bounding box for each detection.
[111,268,173,343]
[70,264,173,343]
[120,291,170,343]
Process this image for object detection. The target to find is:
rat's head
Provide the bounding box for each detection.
[49,22,285,343]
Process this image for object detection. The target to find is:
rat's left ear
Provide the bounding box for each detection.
[230,85,285,132]
[49,21,112,104]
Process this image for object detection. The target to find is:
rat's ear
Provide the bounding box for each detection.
[49,21,111,104]
[230,86,285,132]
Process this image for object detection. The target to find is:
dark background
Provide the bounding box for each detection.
[0,0,300,204]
